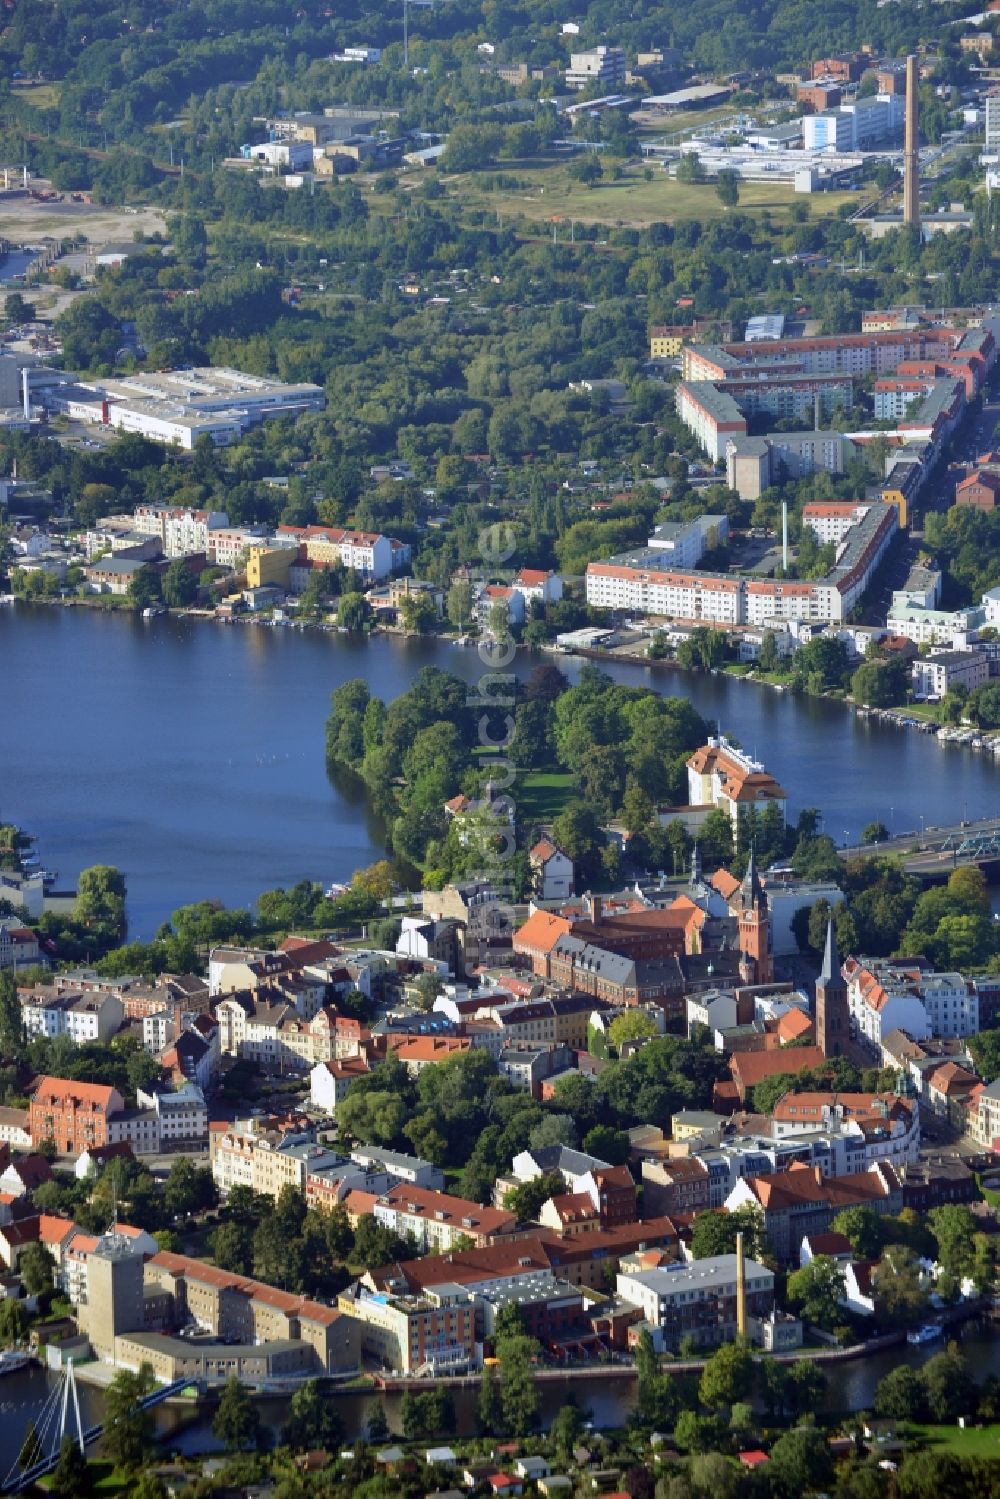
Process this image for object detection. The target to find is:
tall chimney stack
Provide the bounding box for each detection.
[903,53,920,231]
[735,1230,747,1340]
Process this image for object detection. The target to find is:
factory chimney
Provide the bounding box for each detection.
[20,367,30,422]
[736,1230,747,1340]
[903,54,920,231]
[781,501,789,573]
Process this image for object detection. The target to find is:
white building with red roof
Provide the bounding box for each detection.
[512,569,563,605]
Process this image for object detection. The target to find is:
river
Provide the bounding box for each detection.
[3,604,1000,937]
[1,1325,998,1470]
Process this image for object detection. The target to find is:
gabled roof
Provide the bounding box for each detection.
[513,910,572,954]
[730,1046,826,1089]
[30,1077,120,1111]
[710,869,741,901]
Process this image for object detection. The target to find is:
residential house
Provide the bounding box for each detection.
[0,924,41,973]
[529,843,574,902]
[512,569,563,607]
[309,1057,371,1111]
[364,1183,518,1252]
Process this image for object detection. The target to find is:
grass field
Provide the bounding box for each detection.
[446,158,858,228]
[12,82,61,110]
[517,770,575,822]
[906,1422,1000,1458]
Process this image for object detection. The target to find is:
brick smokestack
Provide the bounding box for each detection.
[903,53,920,230]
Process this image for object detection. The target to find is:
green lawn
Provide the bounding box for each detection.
[517,770,575,823]
[906,1422,1000,1458]
[446,158,858,228]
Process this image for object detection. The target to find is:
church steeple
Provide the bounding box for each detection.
[820,914,840,985]
[815,916,850,1058]
[741,842,765,909]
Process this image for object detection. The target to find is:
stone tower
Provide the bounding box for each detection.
[815,917,850,1057]
[737,846,772,986]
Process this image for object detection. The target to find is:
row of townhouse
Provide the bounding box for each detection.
[585,504,898,626]
[725,1159,903,1262]
[641,1091,919,1215]
[276,524,411,581]
[27,1076,208,1156]
[843,957,980,1048]
[17,985,123,1044]
[344,1182,518,1253]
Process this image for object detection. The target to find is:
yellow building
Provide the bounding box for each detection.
[879,482,910,530]
[246,545,294,589]
[649,327,685,358]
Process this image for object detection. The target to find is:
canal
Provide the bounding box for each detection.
[2,604,999,936]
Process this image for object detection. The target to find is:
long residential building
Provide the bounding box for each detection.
[586,503,897,625]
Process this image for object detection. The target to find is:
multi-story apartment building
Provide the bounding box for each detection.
[586,504,898,626]
[210,1126,343,1199]
[674,382,747,461]
[275,524,402,581]
[565,46,626,91]
[845,958,980,1049]
[133,505,229,558]
[29,1078,126,1154]
[367,1183,518,1252]
[912,650,990,699]
[726,1161,902,1261]
[19,987,123,1045]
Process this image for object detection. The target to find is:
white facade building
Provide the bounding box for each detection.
[912,649,989,699]
[20,989,123,1045]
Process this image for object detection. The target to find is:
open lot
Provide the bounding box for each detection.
[445,158,858,228]
[0,194,167,245]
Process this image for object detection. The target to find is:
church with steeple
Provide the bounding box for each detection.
[734,847,772,986]
[815,917,850,1057]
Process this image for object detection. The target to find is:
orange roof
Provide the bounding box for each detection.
[39,1215,76,1246]
[710,869,741,901]
[149,1251,343,1326]
[381,1183,516,1235]
[777,1008,814,1043]
[548,1191,598,1223]
[388,1036,471,1062]
[31,1077,120,1110]
[530,839,559,862]
[730,1047,826,1089]
[513,910,572,954]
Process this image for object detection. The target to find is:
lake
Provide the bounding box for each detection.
[2,604,999,938]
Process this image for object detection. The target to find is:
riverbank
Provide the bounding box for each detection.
[6,592,993,764]
[6,604,1000,936]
